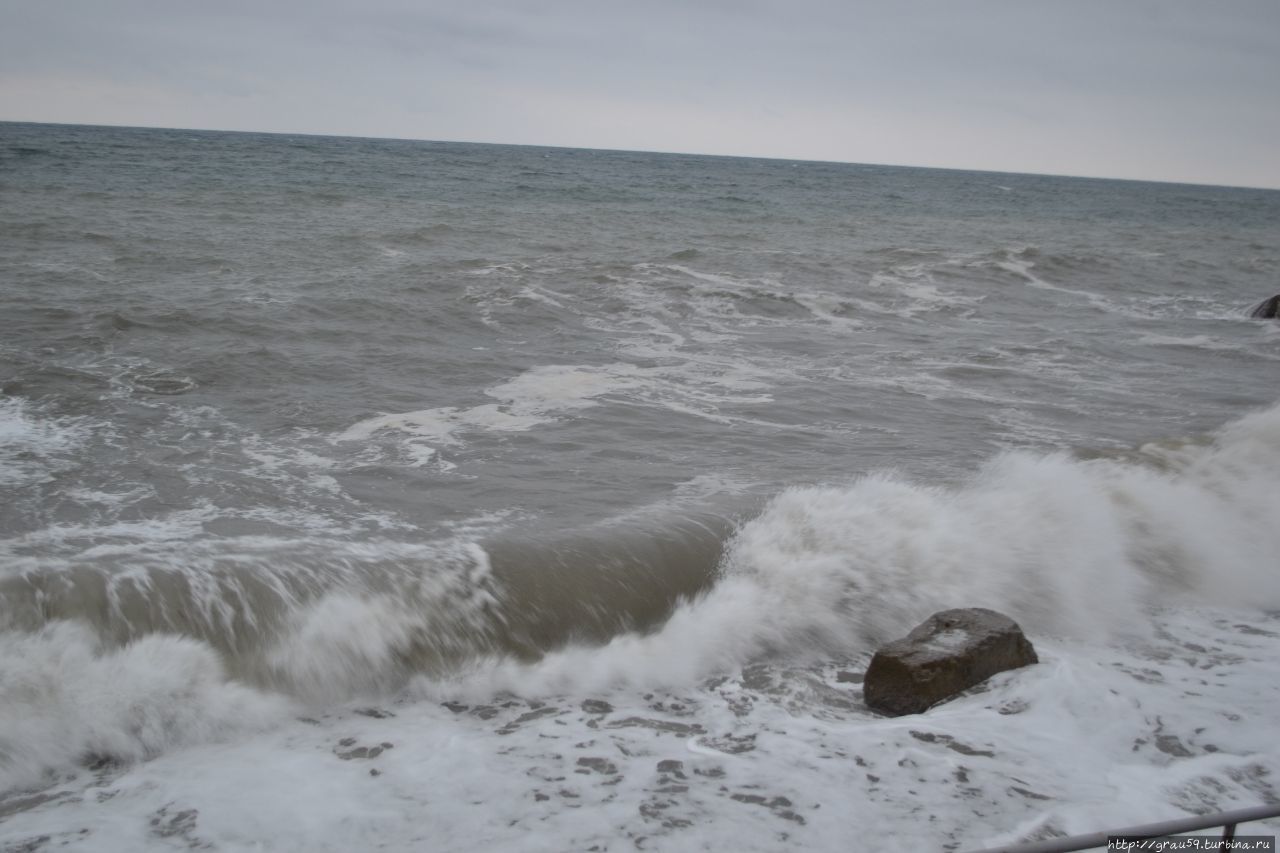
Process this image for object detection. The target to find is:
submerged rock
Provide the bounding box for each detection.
[863,608,1038,716]
[1249,294,1280,319]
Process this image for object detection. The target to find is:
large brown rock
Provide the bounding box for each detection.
[863,608,1038,716]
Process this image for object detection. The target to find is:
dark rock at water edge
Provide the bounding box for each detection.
[863,608,1038,716]
[1249,294,1280,319]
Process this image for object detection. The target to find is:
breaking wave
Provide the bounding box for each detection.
[4,403,1280,789]
[447,402,1280,695]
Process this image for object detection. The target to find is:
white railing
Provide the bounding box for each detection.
[965,804,1280,853]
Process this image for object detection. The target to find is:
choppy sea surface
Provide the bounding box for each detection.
[2,121,1280,851]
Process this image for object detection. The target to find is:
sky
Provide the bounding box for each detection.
[1,0,1278,188]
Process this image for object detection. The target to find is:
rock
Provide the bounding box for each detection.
[1249,295,1280,319]
[863,608,1038,716]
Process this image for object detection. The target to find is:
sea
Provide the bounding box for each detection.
[2,121,1279,851]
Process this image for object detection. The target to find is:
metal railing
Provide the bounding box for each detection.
[965,804,1280,853]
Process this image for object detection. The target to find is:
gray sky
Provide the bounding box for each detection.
[2,0,1278,188]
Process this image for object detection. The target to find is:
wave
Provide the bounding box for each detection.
[0,515,728,791]
[443,401,1280,696]
[0,397,93,489]
[4,404,1280,789]
[338,361,779,460]
[0,512,731,686]
[0,622,291,794]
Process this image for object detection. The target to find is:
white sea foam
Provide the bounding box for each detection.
[402,440,455,470]
[0,622,292,794]
[338,360,778,454]
[445,259,927,449]
[450,403,1280,697]
[5,404,1280,848]
[0,398,92,488]
[63,485,155,509]
[986,247,1242,325]
[992,250,1130,315]
[671,473,758,499]
[1137,333,1244,351]
[5,608,1277,852]
[259,543,503,702]
[864,264,984,318]
[0,504,224,572]
[657,262,872,329]
[241,437,341,482]
[337,364,637,446]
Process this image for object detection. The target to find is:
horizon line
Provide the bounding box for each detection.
[4,117,1278,194]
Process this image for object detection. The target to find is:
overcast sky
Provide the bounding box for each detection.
[1,0,1277,188]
